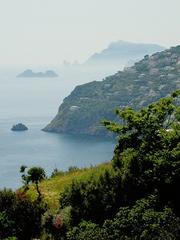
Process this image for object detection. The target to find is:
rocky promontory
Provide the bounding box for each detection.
[43,46,180,137]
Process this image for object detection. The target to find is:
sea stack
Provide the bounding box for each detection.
[11,123,28,131]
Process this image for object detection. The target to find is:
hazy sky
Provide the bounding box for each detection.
[0,0,180,65]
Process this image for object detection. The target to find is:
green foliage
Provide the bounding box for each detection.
[58,92,180,239]
[67,221,103,240]
[26,163,112,210]
[21,166,46,185]
[104,91,180,212]
[0,188,16,213]
[60,169,122,225]
[51,166,80,178]
[102,196,180,240]
[66,196,180,240]
[0,211,14,238]
[0,188,46,240]
[20,166,46,201]
[5,238,17,240]
[68,166,80,173]
[43,212,66,240]
[51,168,65,178]
[12,199,46,239]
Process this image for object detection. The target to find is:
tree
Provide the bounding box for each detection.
[66,195,180,240]
[59,91,180,229]
[0,188,46,240]
[103,90,180,213]
[102,195,180,240]
[20,166,46,201]
[60,170,122,225]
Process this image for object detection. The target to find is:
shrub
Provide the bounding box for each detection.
[0,188,46,240]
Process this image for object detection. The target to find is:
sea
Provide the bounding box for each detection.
[0,67,116,189]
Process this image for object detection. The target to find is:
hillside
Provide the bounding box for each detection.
[59,41,165,84]
[43,46,180,136]
[27,163,112,210]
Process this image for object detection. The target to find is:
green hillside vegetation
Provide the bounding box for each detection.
[0,91,179,239]
[43,45,180,136]
[27,163,112,210]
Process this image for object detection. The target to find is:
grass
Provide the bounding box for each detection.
[27,162,112,210]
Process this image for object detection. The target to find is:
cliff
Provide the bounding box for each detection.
[43,46,180,136]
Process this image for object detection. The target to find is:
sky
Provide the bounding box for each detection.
[0,0,180,66]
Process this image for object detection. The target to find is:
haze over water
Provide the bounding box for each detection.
[0,70,115,189]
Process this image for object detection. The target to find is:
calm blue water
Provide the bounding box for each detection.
[0,71,115,189]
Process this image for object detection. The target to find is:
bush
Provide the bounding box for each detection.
[102,196,180,239]
[0,189,46,240]
[66,196,180,240]
[67,221,103,240]
[104,91,180,213]
[60,169,122,225]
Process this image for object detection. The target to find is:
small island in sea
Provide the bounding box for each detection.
[17,69,58,78]
[11,123,28,131]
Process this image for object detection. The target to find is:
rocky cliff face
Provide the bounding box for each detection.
[43,46,180,137]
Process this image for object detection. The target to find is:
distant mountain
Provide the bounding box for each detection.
[17,69,58,78]
[59,41,166,87]
[85,41,165,66]
[43,45,180,137]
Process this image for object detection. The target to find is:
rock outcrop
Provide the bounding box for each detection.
[11,123,28,131]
